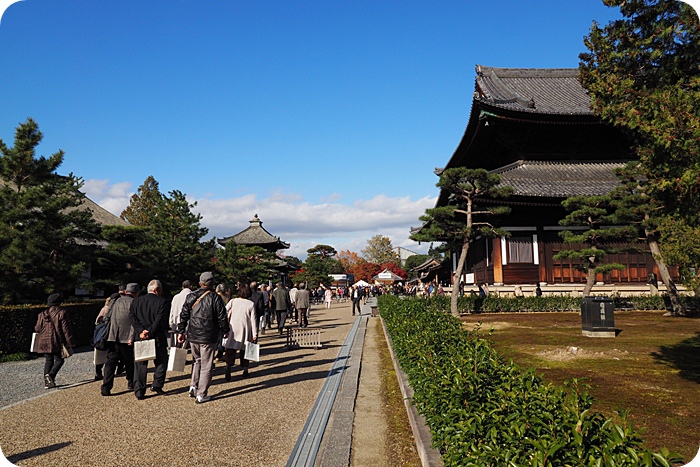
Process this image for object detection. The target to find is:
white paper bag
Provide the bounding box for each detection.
[167,347,187,372]
[94,348,107,366]
[134,339,156,362]
[30,333,40,353]
[244,341,259,362]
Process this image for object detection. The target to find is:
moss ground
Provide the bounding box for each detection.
[460,311,700,462]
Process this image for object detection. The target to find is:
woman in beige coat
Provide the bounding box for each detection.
[224,284,258,381]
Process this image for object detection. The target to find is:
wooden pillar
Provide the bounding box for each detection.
[493,237,503,284]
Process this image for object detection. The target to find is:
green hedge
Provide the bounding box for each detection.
[443,294,699,314]
[379,295,682,466]
[0,301,104,356]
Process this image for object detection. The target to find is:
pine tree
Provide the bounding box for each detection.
[579,0,700,313]
[411,167,511,316]
[215,243,277,288]
[608,162,684,314]
[292,244,343,288]
[120,176,215,290]
[0,119,100,303]
[554,194,637,297]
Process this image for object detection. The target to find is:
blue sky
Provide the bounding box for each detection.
[0,0,655,259]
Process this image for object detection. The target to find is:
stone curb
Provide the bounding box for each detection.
[380,316,444,467]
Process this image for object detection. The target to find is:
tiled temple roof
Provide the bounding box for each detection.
[218,214,290,250]
[475,65,592,115]
[0,180,127,226]
[492,160,626,198]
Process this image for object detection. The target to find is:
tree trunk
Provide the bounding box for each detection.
[583,267,595,297]
[451,239,470,317]
[646,227,684,316]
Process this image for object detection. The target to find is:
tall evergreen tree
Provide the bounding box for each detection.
[0,119,100,303]
[608,162,684,314]
[579,0,700,312]
[120,176,215,290]
[411,167,511,316]
[292,244,343,288]
[215,243,277,288]
[92,224,153,290]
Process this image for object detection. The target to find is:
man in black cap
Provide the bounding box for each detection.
[130,279,170,400]
[178,271,229,404]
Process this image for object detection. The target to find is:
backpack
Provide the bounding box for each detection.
[92,317,111,351]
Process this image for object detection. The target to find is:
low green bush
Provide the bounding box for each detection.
[0,301,103,355]
[379,295,682,466]
[431,293,698,314]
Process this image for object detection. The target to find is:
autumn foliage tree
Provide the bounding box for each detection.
[337,249,362,272]
[350,261,381,283]
[362,235,400,265]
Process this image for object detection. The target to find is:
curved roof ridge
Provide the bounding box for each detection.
[475,64,591,115]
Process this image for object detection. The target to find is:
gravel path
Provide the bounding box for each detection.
[0,302,363,466]
[0,347,99,410]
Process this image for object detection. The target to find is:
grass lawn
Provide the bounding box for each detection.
[460,310,700,463]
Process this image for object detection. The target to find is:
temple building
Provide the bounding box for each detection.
[415,65,678,292]
[218,214,297,284]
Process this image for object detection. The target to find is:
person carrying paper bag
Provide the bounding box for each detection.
[130,280,170,400]
[223,283,259,382]
[177,272,230,404]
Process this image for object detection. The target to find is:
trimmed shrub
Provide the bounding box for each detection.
[442,293,698,314]
[379,295,682,466]
[0,301,103,355]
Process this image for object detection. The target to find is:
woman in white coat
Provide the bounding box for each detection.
[224,283,258,381]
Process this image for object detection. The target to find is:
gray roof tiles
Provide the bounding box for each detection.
[218,214,290,249]
[492,160,626,198]
[475,65,592,115]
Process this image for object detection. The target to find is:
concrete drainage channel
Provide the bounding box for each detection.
[286,313,366,467]
[286,302,443,467]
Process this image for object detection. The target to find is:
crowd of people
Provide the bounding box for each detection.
[34,274,379,404]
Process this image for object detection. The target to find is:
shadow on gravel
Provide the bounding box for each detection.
[7,441,72,463]
[213,368,335,400]
[210,354,337,398]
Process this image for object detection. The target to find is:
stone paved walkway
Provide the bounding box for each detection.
[0,300,378,466]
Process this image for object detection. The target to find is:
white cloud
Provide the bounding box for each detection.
[82,179,133,217]
[83,179,436,259]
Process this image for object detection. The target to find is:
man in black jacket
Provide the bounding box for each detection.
[178,271,229,404]
[129,279,170,400]
[250,281,265,334]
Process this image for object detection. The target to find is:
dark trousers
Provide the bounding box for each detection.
[352,299,362,315]
[43,353,64,379]
[264,309,273,327]
[102,341,134,391]
[133,342,168,397]
[276,309,288,333]
[298,307,308,327]
[224,347,250,369]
